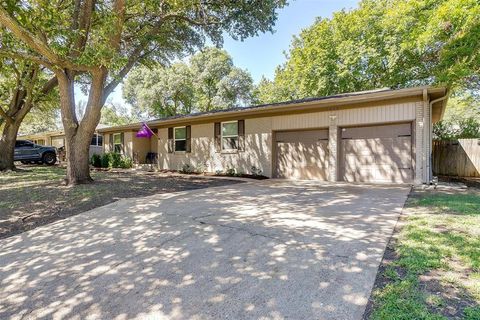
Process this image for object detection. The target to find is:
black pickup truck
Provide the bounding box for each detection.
[14,140,57,165]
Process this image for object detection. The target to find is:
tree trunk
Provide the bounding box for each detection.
[0,121,21,171]
[65,134,93,184]
[56,69,106,185]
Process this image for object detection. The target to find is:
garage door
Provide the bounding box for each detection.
[275,129,329,180]
[340,123,413,183]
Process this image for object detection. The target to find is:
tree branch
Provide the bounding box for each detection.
[0,50,53,69]
[0,106,13,124]
[0,7,95,72]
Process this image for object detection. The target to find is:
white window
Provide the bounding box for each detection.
[90,134,103,146]
[174,127,187,152]
[113,133,122,153]
[221,121,238,151]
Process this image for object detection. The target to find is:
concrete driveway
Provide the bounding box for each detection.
[0,180,409,320]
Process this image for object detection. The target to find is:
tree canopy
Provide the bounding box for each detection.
[0,0,287,183]
[257,0,480,103]
[123,47,254,118]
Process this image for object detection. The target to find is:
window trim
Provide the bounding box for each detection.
[113,133,122,154]
[221,120,239,151]
[174,126,187,153]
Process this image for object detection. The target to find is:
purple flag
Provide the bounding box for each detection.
[136,123,154,138]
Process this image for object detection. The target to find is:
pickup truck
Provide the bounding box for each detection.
[14,140,57,165]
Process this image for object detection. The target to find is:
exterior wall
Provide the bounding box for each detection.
[132,134,152,163]
[155,99,425,180]
[158,117,273,175]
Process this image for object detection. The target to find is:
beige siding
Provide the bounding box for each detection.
[111,97,432,183]
[131,135,152,163]
[272,101,417,131]
[158,118,273,176]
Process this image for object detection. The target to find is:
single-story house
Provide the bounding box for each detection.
[98,86,448,184]
[18,125,106,158]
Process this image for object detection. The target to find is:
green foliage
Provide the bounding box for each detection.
[433,117,480,140]
[256,0,480,104]
[123,47,254,118]
[100,153,112,168]
[119,156,133,169]
[100,103,139,127]
[225,167,236,176]
[110,152,122,168]
[179,163,195,174]
[464,306,480,320]
[90,154,102,168]
[99,152,132,169]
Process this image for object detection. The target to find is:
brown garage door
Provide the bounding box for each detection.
[340,123,413,183]
[275,129,329,180]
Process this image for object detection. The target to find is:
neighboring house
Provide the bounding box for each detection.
[18,125,106,158]
[100,86,448,184]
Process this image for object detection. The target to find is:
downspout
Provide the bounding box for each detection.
[427,91,449,184]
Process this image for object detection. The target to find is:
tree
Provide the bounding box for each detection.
[257,0,480,103]
[123,62,195,118]
[123,47,255,118]
[0,56,57,171]
[0,0,287,184]
[101,102,140,127]
[19,106,60,135]
[190,47,253,111]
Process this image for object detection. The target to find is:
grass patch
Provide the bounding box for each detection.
[368,189,480,319]
[0,165,241,238]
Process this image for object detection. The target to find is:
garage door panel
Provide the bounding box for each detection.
[341,123,413,183]
[276,130,328,180]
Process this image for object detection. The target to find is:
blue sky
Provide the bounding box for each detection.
[100,0,360,106]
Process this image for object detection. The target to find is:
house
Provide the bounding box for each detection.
[18,125,106,158]
[98,86,448,184]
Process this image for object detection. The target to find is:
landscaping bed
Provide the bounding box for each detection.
[0,165,242,239]
[364,186,480,319]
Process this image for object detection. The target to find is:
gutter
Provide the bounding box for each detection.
[427,89,449,183]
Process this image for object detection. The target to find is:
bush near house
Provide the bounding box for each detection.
[91,152,133,169]
[433,117,480,140]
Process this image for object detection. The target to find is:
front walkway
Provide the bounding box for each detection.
[0,180,410,320]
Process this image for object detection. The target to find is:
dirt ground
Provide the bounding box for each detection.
[0,165,242,239]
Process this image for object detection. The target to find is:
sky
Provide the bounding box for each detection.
[88,0,360,108]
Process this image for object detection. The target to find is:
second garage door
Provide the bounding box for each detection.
[340,123,413,183]
[275,129,329,180]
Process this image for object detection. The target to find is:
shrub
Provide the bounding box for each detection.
[179,163,195,174]
[101,153,113,168]
[99,152,132,169]
[90,154,102,167]
[225,167,236,176]
[120,157,133,169]
[111,152,122,168]
[250,166,263,176]
[433,116,480,140]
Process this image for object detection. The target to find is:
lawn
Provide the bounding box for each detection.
[365,187,480,319]
[0,165,241,239]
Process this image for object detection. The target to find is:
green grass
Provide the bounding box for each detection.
[369,190,480,320]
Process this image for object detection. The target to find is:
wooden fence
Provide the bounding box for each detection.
[432,139,480,177]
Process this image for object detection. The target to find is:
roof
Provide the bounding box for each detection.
[99,86,448,133]
[18,124,107,139]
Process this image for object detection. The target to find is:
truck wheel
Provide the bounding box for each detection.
[20,161,29,164]
[42,152,57,165]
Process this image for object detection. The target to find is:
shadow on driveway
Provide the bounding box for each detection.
[0,180,410,320]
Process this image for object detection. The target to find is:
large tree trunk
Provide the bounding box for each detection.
[65,134,93,184]
[57,69,106,185]
[0,121,21,171]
